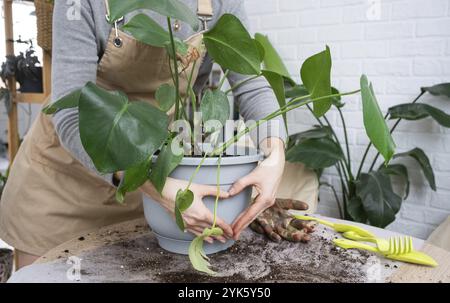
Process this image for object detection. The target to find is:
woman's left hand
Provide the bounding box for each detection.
[228,137,286,240]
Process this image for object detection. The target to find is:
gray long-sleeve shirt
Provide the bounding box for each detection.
[51,0,287,182]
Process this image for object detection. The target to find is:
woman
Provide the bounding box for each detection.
[0,0,314,269]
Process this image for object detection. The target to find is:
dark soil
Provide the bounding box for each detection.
[73,225,378,283]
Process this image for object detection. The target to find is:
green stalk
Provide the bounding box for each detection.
[167,17,181,120]
[218,70,230,91]
[212,155,222,228]
[224,75,261,95]
[338,107,352,178]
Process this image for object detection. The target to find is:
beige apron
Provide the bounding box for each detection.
[0,0,210,256]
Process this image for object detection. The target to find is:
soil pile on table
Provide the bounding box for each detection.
[79,225,380,283]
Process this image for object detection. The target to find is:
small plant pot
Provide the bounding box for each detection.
[18,67,43,93]
[143,152,263,255]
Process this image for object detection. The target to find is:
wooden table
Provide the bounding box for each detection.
[8,216,450,283]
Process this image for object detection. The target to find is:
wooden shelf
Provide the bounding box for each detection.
[16,92,49,104]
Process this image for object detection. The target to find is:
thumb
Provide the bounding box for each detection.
[198,184,230,199]
[228,175,255,197]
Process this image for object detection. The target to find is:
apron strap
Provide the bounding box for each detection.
[104,0,111,19]
[197,0,213,17]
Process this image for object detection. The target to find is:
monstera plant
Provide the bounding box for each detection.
[43,0,394,274]
[285,81,450,228]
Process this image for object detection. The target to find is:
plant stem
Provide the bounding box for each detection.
[167,17,181,120]
[212,155,222,228]
[320,182,344,219]
[338,107,352,178]
[224,75,261,95]
[218,70,229,91]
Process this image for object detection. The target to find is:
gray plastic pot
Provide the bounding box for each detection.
[143,152,263,255]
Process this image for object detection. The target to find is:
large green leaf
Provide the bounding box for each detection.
[388,103,450,128]
[42,89,81,114]
[255,33,291,81]
[155,84,177,112]
[79,82,169,173]
[347,196,368,223]
[394,148,436,191]
[116,157,152,203]
[200,89,230,126]
[288,126,332,146]
[422,83,450,98]
[379,164,410,199]
[300,46,332,117]
[107,0,199,31]
[286,137,344,169]
[262,70,287,130]
[356,171,402,228]
[203,14,261,75]
[149,138,183,194]
[189,227,223,275]
[122,14,187,52]
[360,75,396,164]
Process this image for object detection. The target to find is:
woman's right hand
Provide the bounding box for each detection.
[140,178,233,243]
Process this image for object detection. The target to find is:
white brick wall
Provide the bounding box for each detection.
[245,0,450,239]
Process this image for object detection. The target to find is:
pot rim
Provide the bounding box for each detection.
[179,152,264,166]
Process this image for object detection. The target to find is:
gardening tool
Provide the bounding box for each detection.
[343,231,413,255]
[333,238,438,267]
[292,214,376,238]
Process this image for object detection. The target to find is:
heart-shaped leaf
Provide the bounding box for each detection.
[300,46,332,117]
[394,148,436,191]
[149,138,183,194]
[155,84,177,112]
[42,89,81,114]
[360,75,396,164]
[174,189,194,231]
[79,82,169,173]
[200,89,230,126]
[422,83,450,98]
[286,137,344,169]
[122,14,188,53]
[388,103,450,128]
[379,164,410,199]
[356,171,402,228]
[255,33,291,81]
[116,157,152,203]
[189,227,223,275]
[203,14,261,75]
[107,0,199,31]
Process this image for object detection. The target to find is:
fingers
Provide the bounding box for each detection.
[197,184,230,199]
[276,198,309,211]
[213,216,234,239]
[290,219,316,233]
[232,195,275,240]
[275,225,310,243]
[257,217,281,243]
[250,221,265,234]
[228,174,255,197]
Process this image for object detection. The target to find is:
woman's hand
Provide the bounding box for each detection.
[228,137,286,240]
[140,178,233,243]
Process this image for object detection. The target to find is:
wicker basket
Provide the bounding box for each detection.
[35,0,54,52]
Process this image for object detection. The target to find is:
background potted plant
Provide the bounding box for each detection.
[285,82,450,228]
[43,0,396,275]
[0,40,43,93]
